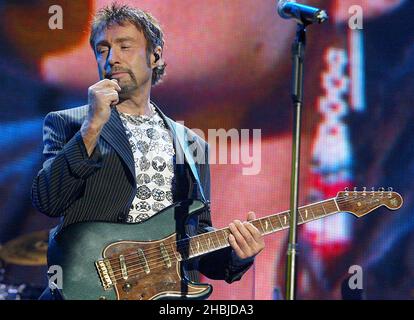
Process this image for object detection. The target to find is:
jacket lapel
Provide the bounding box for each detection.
[99,108,135,180]
[152,103,189,167]
[153,103,207,202]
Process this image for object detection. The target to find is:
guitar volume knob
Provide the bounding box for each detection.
[123,282,132,292]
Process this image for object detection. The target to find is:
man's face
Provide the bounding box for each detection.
[94,22,153,99]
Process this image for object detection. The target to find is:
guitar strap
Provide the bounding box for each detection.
[169,121,207,203]
[151,102,207,203]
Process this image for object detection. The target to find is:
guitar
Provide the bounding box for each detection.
[47,188,403,300]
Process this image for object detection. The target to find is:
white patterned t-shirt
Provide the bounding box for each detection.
[118,107,175,223]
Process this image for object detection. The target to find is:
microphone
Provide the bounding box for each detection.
[277,1,328,25]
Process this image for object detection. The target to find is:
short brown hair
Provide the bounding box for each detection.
[89,3,166,85]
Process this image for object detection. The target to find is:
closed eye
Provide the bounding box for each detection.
[96,47,109,54]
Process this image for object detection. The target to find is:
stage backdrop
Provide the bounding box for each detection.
[0,0,413,300]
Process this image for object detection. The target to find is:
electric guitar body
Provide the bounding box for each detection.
[48,199,211,300]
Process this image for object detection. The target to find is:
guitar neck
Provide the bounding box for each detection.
[179,198,339,261]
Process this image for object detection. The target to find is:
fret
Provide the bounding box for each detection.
[207,237,212,250]
[300,207,315,223]
[327,200,339,213]
[197,237,204,253]
[261,217,273,234]
[221,229,230,246]
[312,204,324,218]
[334,198,340,211]
[186,241,192,257]
[206,235,213,250]
[298,209,305,223]
[191,240,199,255]
[201,235,210,253]
[250,220,259,232]
[215,230,223,247]
[281,212,289,227]
[270,215,282,230]
[277,213,285,229]
[258,219,266,234]
[215,232,222,248]
[204,235,210,251]
[267,217,275,230]
[286,213,290,226]
[309,206,316,219]
[198,238,204,253]
[304,208,309,220]
[189,241,197,256]
[198,235,207,253]
[206,234,214,249]
[310,205,316,218]
[321,203,327,215]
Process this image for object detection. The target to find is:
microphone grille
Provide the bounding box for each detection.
[277,0,296,19]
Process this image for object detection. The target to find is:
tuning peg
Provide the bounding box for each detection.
[371,187,375,196]
[388,187,393,192]
[388,187,393,198]
[362,187,367,196]
[344,187,349,196]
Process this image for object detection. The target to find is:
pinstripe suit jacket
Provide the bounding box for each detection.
[31,103,253,285]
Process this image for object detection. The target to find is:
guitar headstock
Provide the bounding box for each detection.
[336,187,403,217]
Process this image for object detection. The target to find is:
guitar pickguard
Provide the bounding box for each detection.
[100,234,209,300]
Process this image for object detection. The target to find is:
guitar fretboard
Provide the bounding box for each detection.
[174,198,339,261]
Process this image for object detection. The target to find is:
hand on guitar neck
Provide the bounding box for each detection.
[228,211,265,261]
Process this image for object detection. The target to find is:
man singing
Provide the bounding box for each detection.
[32,3,264,300]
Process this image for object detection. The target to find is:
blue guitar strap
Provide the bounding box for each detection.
[151,102,207,203]
[170,122,207,203]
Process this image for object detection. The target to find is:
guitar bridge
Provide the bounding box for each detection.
[95,259,115,290]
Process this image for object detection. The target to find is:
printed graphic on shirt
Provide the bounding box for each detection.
[119,108,175,224]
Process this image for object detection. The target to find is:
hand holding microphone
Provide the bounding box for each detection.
[81,79,121,156]
[87,78,121,127]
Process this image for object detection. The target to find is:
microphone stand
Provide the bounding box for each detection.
[285,22,308,301]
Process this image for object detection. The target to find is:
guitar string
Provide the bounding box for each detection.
[104,193,393,279]
[104,198,337,268]
[104,193,394,282]
[103,192,391,267]
[107,194,395,282]
[104,192,393,282]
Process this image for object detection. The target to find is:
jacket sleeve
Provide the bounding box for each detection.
[196,143,254,283]
[31,111,103,217]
